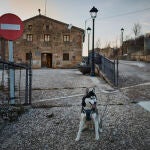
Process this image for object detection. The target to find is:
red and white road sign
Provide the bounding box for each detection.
[0,13,24,41]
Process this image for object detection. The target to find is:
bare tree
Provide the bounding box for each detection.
[133,23,142,38]
[125,35,131,41]
[105,41,111,48]
[115,36,118,48]
[96,38,101,48]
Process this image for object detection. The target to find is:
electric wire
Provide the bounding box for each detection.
[99,7,150,20]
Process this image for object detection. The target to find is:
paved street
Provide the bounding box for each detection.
[118,60,150,111]
[0,69,150,150]
[118,60,150,87]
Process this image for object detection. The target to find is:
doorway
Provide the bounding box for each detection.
[41,53,52,68]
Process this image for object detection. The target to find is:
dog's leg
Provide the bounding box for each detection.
[99,118,103,133]
[98,115,103,133]
[92,113,99,140]
[75,114,85,141]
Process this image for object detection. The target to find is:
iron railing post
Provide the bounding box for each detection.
[114,60,116,86]
[116,58,119,87]
[25,68,29,105]
[29,52,32,104]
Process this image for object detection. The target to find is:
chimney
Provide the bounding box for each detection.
[38,9,41,15]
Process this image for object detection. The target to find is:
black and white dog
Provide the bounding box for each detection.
[75,88,101,141]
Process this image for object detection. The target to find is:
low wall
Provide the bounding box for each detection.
[130,55,150,62]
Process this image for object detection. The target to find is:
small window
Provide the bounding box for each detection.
[28,25,32,30]
[44,34,50,42]
[27,34,33,41]
[26,53,31,61]
[46,25,49,30]
[63,35,70,42]
[63,53,69,61]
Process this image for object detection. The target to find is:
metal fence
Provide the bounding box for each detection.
[0,59,32,105]
[96,54,119,87]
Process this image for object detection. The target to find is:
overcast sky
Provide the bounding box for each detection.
[1,0,150,56]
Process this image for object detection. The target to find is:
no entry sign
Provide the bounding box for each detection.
[0,13,24,41]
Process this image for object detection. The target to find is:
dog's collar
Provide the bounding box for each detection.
[82,107,96,113]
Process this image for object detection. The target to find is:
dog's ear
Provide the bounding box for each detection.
[85,88,89,95]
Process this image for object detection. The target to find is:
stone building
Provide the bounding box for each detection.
[122,34,150,61]
[99,47,114,58]
[1,13,84,68]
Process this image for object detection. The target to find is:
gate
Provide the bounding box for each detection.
[0,59,32,105]
[96,54,119,87]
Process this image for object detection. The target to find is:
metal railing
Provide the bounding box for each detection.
[96,54,119,87]
[0,59,32,105]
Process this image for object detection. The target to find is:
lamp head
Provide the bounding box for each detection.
[121,28,124,32]
[90,6,98,19]
[87,27,91,34]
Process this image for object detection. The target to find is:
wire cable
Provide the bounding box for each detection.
[99,7,150,20]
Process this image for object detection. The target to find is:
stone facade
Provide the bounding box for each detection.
[99,47,114,58]
[4,14,84,68]
[122,35,150,62]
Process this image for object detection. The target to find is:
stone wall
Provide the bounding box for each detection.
[130,54,150,62]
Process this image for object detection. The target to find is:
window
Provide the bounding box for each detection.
[63,35,70,42]
[27,34,33,41]
[28,25,32,30]
[46,25,49,30]
[44,34,50,42]
[63,53,69,61]
[26,53,32,61]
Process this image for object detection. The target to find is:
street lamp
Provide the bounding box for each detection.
[121,28,124,55]
[87,27,91,65]
[90,6,98,76]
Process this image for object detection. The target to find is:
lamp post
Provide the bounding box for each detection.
[121,28,124,55]
[87,27,91,65]
[90,6,98,76]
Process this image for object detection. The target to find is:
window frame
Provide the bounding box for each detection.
[26,53,32,61]
[63,53,69,61]
[44,34,50,42]
[26,34,33,41]
[63,35,70,42]
[28,25,32,30]
[46,25,49,31]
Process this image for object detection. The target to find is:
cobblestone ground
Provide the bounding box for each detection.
[0,69,150,150]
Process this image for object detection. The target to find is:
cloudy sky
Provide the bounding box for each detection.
[1,0,150,55]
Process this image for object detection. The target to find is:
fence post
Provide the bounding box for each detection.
[103,57,105,73]
[114,60,116,86]
[116,58,119,87]
[1,63,5,89]
[29,52,32,104]
[25,68,29,105]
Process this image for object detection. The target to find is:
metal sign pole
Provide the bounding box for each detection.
[8,40,15,104]
[0,13,24,105]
